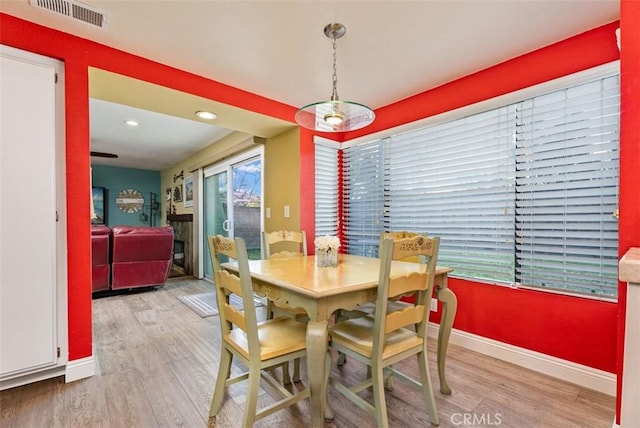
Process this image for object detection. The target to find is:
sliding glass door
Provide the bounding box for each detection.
[202,148,263,279]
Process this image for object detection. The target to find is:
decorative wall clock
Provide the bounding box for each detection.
[116,188,145,213]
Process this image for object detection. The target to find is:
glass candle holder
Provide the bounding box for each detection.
[316,247,338,267]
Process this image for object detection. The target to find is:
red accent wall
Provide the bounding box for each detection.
[299,127,317,254]
[446,278,617,371]
[65,59,92,359]
[349,23,621,140]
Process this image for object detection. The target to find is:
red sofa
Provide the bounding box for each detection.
[110,226,174,290]
[91,225,111,292]
[91,225,174,294]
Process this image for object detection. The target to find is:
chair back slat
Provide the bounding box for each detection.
[380,231,427,263]
[385,305,426,333]
[215,268,248,331]
[391,235,436,259]
[388,271,428,298]
[269,250,304,258]
[216,269,243,296]
[223,302,247,331]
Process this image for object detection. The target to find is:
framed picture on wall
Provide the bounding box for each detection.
[184,176,193,208]
[173,185,182,203]
[91,187,106,225]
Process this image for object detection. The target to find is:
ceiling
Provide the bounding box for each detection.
[1,0,620,171]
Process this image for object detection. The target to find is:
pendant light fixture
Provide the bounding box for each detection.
[295,23,375,132]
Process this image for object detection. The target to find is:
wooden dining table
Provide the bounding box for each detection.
[223,253,456,428]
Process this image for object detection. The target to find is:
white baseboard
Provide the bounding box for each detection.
[0,366,66,391]
[428,323,616,396]
[64,354,96,383]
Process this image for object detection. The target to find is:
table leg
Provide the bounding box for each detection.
[307,319,331,427]
[435,283,457,395]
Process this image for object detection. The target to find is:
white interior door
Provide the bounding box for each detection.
[0,46,67,383]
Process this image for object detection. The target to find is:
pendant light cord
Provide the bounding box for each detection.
[331,35,339,102]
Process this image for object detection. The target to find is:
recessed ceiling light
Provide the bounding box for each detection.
[196,110,217,120]
[125,119,139,127]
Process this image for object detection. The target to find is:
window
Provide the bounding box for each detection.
[315,141,339,238]
[341,139,386,256]
[334,68,619,298]
[385,106,517,282]
[514,77,620,297]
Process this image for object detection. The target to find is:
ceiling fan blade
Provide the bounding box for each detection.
[90,151,118,158]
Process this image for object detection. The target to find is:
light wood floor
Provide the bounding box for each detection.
[1,278,615,427]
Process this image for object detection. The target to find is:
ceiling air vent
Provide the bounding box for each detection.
[30,0,108,29]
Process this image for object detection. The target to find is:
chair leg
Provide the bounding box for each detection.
[293,358,301,382]
[335,310,348,366]
[371,363,389,428]
[266,300,275,320]
[282,361,292,385]
[384,366,394,391]
[366,365,394,390]
[242,365,261,428]
[210,348,233,418]
[267,301,302,385]
[417,351,439,426]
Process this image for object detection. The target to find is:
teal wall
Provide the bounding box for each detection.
[92,165,162,227]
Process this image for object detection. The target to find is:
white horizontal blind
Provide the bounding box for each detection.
[314,143,339,237]
[386,107,516,281]
[336,69,620,298]
[515,75,620,297]
[343,139,385,257]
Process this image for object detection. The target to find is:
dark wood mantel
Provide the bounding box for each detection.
[167,214,193,222]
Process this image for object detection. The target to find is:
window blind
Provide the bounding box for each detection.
[514,75,620,296]
[314,142,339,238]
[343,139,385,257]
[386,107,516,282]
[336,68,619,298]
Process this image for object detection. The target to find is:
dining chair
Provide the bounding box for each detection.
[207,235,310,427]
[349,231,430,387]
[327,235,441,427]
[356,230,428,315]
[262,230,309,383]
[335,231,428,368]
[263,229,308,259]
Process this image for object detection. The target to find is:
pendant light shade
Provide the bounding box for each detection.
[295,23,375,132]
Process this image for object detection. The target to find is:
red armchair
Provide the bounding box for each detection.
[91,225,111,292]
[110,226,174,290]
